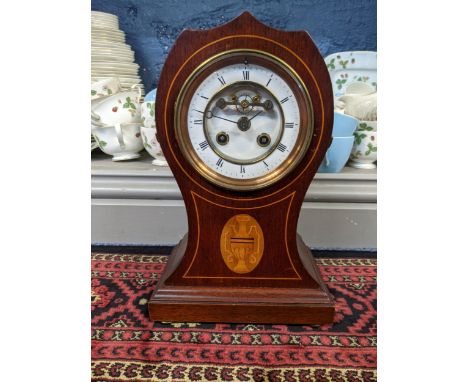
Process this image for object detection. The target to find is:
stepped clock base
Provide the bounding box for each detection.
[148,235,335,324]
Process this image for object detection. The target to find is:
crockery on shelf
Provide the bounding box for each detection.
[349,130,377,169]
[318,136,355,173]
[92,122,143,161]
[141,100,156,129]
[140,124,167,165]
[144,88,156,102]
[324,51,377,99]
[140,89,168,166]
[331,111,359,137]
[91,10,145,94]
[92,27,124,37]
[91,77,121,100]
[92,86,142,127]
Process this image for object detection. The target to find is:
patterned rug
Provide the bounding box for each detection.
[91,249,376,382]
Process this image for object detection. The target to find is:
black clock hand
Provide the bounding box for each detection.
[194,109,237,124]
[249,110,263,121]
[212,114,238,124]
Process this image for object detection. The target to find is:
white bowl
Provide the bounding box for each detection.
[349,131,377,169]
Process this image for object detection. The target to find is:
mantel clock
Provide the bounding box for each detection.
[149,12,335,324]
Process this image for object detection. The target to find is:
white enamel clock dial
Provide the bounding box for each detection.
[186,62,301,180]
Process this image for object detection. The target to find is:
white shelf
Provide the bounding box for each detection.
[91,151,376,249]
[91,151,376,203]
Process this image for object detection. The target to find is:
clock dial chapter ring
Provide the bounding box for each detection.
[202,81,285,165]
[174,50,314,191]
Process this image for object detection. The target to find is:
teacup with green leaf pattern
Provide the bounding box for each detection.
[91,85,142,127]
[91,77,121,101]
[349,131,377,169]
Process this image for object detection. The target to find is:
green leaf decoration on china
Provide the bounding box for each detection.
[353,132,367,145]
[147,102,155,117]
[358,123,373,132]
[107,88,113,95]
[339,59,349,69]
[95,135,107,148]
[336,78,347,90]
[143,134,152,150]
[91,90,97,96]
[350,150,362,160]
[123,97,136,110]
[365,143,377,156]
[326,58,335,70]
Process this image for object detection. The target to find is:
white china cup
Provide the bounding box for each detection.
[140,99,168,166]
[91,122,143,161]
[349,131,377,169]
[91,77,121,101]
[91,86,142,127]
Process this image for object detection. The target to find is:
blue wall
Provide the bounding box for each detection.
[91,0,376,92]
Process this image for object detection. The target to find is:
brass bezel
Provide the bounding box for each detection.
[175,49,314,191]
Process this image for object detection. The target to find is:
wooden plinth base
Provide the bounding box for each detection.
[148,235,335,324]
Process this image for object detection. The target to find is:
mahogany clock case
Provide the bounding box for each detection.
[149,12,335,324]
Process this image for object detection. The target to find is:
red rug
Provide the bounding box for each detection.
[91,252,376,381]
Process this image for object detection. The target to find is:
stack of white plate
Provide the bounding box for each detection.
[91,11,145,94]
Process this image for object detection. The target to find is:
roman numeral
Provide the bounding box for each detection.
[263,161,269,168]
[217,75,226,85]
[285,122,294,128]
[277,143,287,152]
[216,158,224,167]
[240,165,246,173]
[243,70,249,80]
[266,74,272,87]
[280,97,289,104]
[199,141,209,151]
[194,119,203,125]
